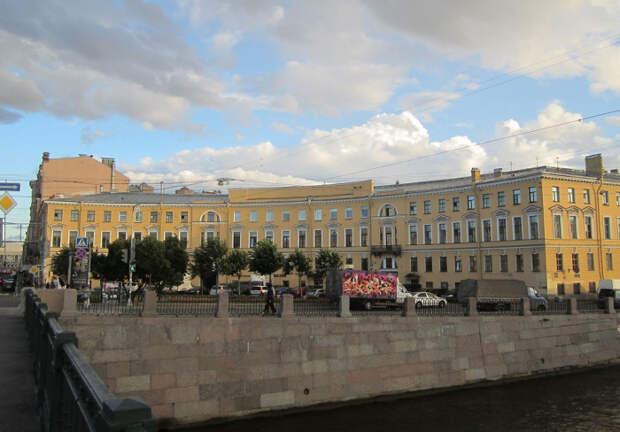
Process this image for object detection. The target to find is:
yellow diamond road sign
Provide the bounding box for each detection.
[0,192,17,214]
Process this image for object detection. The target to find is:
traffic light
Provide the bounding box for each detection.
[121,248,129,263]
[129,263,136,272]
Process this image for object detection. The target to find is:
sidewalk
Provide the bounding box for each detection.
[0,296,40,432]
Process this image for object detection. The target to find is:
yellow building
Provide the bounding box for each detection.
[39,154,620,295]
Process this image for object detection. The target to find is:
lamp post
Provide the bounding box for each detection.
[129,205,140,287]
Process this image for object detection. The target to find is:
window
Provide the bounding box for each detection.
[165,211,173,223]
[135,210,142,222]
[265,230,274,243]
[424,224,432,245]
[438,223,447,244]
[604,217,611,239]
[469,256,477,273]
[249,232,258,248]
[360,227,368,247]
[616,192,620,206]
[250,210,257,222]
[553,214,562,239]
[101,232,111,248]
[602,191,609,205]
[69,231,78,247]
[512,189,521,205]
[453,222,461,243]
[206,211,217,222]
[424,200,431,214]
[583,189,590,204]
[467,220,477,242]
[299,210,306,221]
[617,218,620,239]
[454,256,462,272]
[180,232,188,248]
[149,231,158,240]
[346,208,353,219]
[529,187,537,203]
[483,220,492,242]
[54,209,63,221]
[382,226,393,246]
[606,253,613,270]
[516,254,523,272]
[119,211,127,222]
[346,256,353,266]
[513,217,523,241]
[567,188,575,203]
[410,257,418,272]
[361,258,369,271]
[588,282,596,294]
[315,209,322,221]
[282,230,291,248]
[482,194,490,208]
[361,206,368,218]
[52,230,61,248]
[440,256,447,272]
[587,253,595,271]
[266,210,274,222]
[133,232,141,241]
[150,211,158,223]
[314,229,322,248]
[438,199,446,213]
[573,283,581,295]
[87,210,95,222]
[345,228,353,247]
[557,283,565,295]
[532,253,540,272]
[117,232,126,240]
[467,195,475,210]
[409,224,418,245]
[569,215,578,239]
[233,211,241,222]
[500,254,508,272]
[529,215,539,240]
[484,255,492,273]
[298,230,306,248]
[233,231,241,248]
[572,253,579,273]
[496,194,508,211]
[281,210,289,223]
[552,186,559,202]
[556,253,563,271]
[584,215,593,239]
[181,212,188,223]
[330,209,338,220]
[165,232,173,241]
[425,257,433,272]
[453,197,460,211]
[498,218,507,241]
[70,210,79,221]
[381,204,396,217]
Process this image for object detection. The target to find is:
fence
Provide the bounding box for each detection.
[77,293,144,316]
[293,298,339,317]
[24,290,157,432]
[157,294,217,316]
[477,297,522,315]
[414,302,468,317]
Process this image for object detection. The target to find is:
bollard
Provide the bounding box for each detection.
[61,289,78,317]
[402,297,417,317]
[604,296,615,314]
[338,295,352,317]
[216,290,229,318]
[279,293,294,318]
[466,297,478,316]
[520,297,531,316]
[142,290,157,317]
[567,297,578,315]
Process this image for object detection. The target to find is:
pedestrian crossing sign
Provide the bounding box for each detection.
[76,237,88,248]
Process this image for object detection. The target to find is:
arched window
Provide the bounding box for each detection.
[201,211,220,223]
[380,204,397,217]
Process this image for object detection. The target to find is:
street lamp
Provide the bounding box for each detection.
[129,205,140,287]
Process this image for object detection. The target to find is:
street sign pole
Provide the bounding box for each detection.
[67,253,73,287]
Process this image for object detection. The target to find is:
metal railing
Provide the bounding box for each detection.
[532,299,569,315]
[157,294,217,316]
[351,303,404,316]
[415,302,467,317]
[229,295,278,316]
[477,297,521,315]
[77,293,144,316]
[25,290,157,432]
[577,299,605,314]
[293,298,339,317]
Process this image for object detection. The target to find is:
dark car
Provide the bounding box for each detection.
[597,288,620,309]
[1,277,15,292]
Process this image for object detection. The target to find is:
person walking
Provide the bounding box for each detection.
[262,283,276,316]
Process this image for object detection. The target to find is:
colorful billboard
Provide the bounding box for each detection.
[341,270,398,299]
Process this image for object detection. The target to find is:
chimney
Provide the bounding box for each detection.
[610,169,618,174]
[585,154,603,178]
[101,157,115,192]
[42,152,50,162]
[493,168,503,178]
[471,168,480,182]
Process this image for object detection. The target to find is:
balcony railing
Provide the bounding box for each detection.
[370,244,402,256]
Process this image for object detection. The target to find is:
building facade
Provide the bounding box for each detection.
[39,154,620,295]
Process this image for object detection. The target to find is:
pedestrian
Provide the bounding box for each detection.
[262,283,276,316]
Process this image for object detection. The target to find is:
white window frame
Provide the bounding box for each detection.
[249,231,258,248]
[101,231,111,248]
[250,210,257,222]
[568,214,579,239]
[298,209,306,221]
[408,223,418,245]
[313,229,322,248]
[452,221,461,243]
[297,229,307,248]
[344,228,353,247]
[360,226,368,247]
[329,228,338,248]
[482,218,492,242]
[553,213,563,239]
[282,210,290,222]
[528,214,540,240]
[179,231,189,248]
[437,222,447,244]
[68,230,78,247]
[584,215,594,239]
[330,208,338,220]
[512,216,523,241]
[496,217,507,242]
[232,230,242,248]
[604,216,612,239]
[164,231,173,241]
[264,230,274,243]
[315,209,322,221]
[119,211,127,222]
[266,210,274,222]
[423,224,432,245]
[52,230,62,248]
[233,211,241,222]
[281,230,291,248]
[467,219,477,243]
[345,207,353,219]
[361,206,368,218]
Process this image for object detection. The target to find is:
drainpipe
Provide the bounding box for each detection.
[595,177,605,280]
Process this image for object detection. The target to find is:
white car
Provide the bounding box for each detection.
[250,285,266,296]
[209,285,226,295]
[411,292,447,308]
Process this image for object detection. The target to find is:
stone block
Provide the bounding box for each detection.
[260,390,295,408]
[116,375,150,393]
[169,325,198,345]
[151,373,176,390]
[165,386,200,403]
[151,403,174,420]
[106,361,130,378]
[465,368,486,382]
[174,399,219,422]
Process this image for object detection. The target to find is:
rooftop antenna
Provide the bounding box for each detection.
[536,156,539,167]
[556,157,559,171]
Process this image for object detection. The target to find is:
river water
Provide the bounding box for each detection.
[195,365,620,432]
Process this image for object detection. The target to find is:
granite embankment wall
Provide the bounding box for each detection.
[58,312,620,428]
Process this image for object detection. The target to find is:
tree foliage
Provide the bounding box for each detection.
[248,240,284,284]
[313,248,342,284]
[283,249,312,289]
[221,249,249,295]
[51,246,74,277]
[134,236,188,292]
[91,239,130,282]
[163,236,189,288]
[190,238,228,292]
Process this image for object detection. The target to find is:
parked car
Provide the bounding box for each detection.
[411,292,447,308]
[250,285,266,296]
[307,288,326,298]
[209,285,226,295]
[1,277,15,292]
[597,279,620,309]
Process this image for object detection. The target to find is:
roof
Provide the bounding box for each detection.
[47,192,228,205]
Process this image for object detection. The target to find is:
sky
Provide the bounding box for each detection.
[1,0,620,241]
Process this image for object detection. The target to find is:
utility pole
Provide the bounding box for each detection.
[67,253,73,287]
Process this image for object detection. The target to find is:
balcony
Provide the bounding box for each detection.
[371,244,402,256]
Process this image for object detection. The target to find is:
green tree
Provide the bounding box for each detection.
[221,249,249,295]
[134,236,168,291]
[163,236,189,288]
[190,238,227,293]
[248,239,284,284]
[314,248,343,287]
[283,249,312,292]
[91,239,130,282]
[51,246,74,278]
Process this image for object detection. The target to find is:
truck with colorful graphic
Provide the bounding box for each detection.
[325,269,411,310]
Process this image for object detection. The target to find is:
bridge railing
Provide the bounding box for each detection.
[24,290,157,432]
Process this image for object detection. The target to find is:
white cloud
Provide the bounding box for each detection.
[80,127,107,144]
[605,116,620,127]
[398,91,461,121]
[272,122,295,134]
